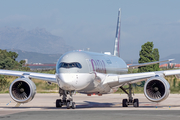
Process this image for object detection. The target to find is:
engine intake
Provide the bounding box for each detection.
[144,76,170,102]
[9,78,36,103]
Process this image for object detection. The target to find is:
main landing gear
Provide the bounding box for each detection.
[120,84,139,107]
[56,88,76,109]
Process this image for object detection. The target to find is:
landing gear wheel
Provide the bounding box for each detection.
[56,99,62,108]
[122,99,128,107]
[63,99,67,105]
[72,102,76,109]
[67,101,70,109]
[58,89,76,109]
[133,99,139,107]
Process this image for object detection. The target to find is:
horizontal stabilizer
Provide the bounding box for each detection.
[128,59,174,69]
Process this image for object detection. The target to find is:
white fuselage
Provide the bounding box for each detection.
[56,51,128,94]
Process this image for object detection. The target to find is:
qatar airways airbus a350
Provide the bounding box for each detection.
[0,8,180,109]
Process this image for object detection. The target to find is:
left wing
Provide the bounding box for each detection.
[0,69,57,83]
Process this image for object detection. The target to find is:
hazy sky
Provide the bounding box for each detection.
[0,0,180,61]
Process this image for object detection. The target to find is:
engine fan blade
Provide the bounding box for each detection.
[22,92,27,99]
[17,82,23,89]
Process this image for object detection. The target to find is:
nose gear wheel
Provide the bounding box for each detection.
[56,88,76,109]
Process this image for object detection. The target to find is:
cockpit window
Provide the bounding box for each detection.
[59,62,82,69]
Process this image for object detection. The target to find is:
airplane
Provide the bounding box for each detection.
[0,8,180,109]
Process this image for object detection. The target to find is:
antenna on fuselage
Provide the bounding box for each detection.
[113,8,121,57]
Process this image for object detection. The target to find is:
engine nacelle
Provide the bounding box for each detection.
[9,78,36,103]
[144,76,170,102]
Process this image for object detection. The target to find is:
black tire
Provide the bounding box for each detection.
[133,99,139,107]
[122,99,128,107]
[67,101,70,109]
[56,99,62,108]
[72,102,76,109]
[63,99,67,105]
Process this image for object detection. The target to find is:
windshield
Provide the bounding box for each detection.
[59,62,82,69]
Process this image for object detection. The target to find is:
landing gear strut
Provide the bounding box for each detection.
[56,88,76,109]
[120,84,139,107]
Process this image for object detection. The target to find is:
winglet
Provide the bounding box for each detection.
[168,59,174,62]
[113,8,121,57]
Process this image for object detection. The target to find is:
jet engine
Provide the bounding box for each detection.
[144,76,170,102]
[9,78,36,103]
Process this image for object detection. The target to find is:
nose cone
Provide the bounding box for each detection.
[58,73,93,91]
[58,73,76,90]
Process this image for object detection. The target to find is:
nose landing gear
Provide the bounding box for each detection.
[66,100,76,109]
[56,88,76,109]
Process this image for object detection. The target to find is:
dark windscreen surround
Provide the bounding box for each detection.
[59,62,82,69]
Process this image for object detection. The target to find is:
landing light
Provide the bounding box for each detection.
[104,52,111,55]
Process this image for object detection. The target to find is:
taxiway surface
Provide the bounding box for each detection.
[1,93,180,119]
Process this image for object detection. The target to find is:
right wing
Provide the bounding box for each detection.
[0,69,57,83]
[105,69,180,87]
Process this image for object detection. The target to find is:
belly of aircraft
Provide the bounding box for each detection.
[77,80,112,94]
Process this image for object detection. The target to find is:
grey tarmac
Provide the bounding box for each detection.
[1,110,180,120]
[1,93,180,119]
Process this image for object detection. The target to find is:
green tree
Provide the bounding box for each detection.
[138,42,160,72]
[0,49,30,70]
[19,60,26,65]
[8,51,18,61]
[0,75,10,92]
[152,48,160,71]
[153,48,159,61]
[138,42,156,72]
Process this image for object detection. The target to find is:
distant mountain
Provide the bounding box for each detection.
[11,49,139,64]
[0,27,73,54]
[7,49,62,63]
[8,48,180,64]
